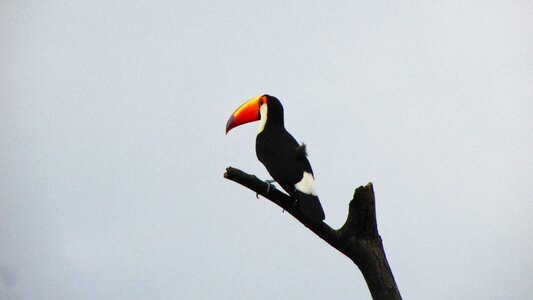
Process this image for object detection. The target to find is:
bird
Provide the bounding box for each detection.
[226,94,325,221]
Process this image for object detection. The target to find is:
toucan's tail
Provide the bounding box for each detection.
[295,191,325,221]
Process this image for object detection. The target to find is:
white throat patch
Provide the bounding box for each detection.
[257,104,268,134]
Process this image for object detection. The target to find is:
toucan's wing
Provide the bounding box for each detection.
[256,128,311,194]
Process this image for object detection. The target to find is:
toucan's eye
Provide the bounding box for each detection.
[259,96,267,106]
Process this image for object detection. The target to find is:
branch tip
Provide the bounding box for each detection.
[223,167,400,299]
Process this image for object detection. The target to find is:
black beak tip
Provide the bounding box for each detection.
[225,115,235,135]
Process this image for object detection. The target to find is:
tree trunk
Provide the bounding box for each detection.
[224,166,402,300]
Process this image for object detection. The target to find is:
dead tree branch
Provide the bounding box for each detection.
[224,166,401,300]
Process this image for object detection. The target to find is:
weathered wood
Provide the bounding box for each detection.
[224,166,401,300]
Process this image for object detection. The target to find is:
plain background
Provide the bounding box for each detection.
[1,1,532,299]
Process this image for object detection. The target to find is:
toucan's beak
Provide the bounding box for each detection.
[225,95,263,134]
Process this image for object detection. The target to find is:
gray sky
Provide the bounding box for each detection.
[1,1,532,299]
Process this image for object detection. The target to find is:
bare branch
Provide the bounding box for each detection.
[224,166,402,300]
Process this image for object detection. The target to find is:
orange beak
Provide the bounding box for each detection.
[225,95,265,134]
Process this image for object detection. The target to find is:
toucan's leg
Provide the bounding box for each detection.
[265,179,276,194]
[256,180,277,198]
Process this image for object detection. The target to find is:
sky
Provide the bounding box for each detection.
[1,1,532,299]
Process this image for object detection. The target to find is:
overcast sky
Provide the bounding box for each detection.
[1,1,532,299]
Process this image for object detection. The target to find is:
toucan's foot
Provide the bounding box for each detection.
[265,180,276,194]
[256,180,276,198]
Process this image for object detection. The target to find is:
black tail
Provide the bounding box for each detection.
[295,191,325,221]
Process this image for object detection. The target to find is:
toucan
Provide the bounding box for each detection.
[226,94,325,221]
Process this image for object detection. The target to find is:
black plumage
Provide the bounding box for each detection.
[255,96,325,221]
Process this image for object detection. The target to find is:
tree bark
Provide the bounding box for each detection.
[224,166,402,300]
